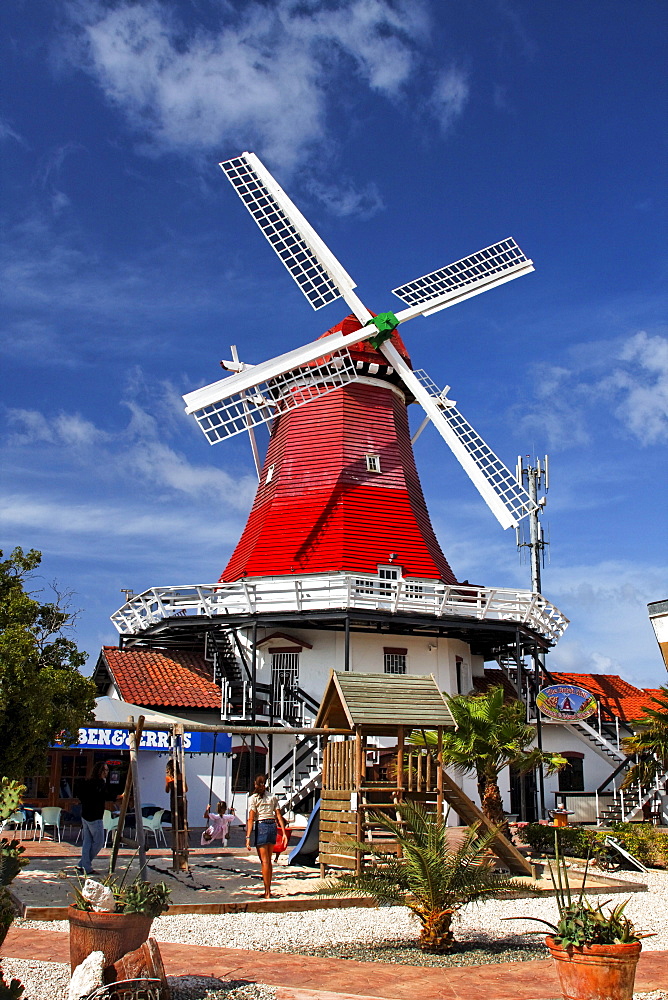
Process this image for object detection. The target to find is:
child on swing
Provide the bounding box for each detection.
[201,801,234,847]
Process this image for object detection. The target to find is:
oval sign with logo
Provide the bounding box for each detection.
[537,684,597,721]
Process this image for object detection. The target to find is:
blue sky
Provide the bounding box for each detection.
[1,0,667,688]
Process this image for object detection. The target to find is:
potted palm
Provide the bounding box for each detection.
[322,799,525,953]
[68,865,170,975]
[509,830,651,1000]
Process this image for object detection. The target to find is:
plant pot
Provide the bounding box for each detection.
[68,905,154,979]
[545,935,642,1000]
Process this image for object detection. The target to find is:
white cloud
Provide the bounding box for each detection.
[5,390,257,510]
[543,559,668,688]
[0,116,27,145]
[7,409,108,447]
[429,66,469,133]
[0,492,240,551]
[609,331,668,445]
[306,178,384,219]
[517,331,668,450]
[59,0,456,177]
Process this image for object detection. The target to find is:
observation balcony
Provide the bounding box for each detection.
[111,572,569,644]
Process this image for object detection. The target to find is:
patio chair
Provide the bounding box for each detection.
[34,806,62,842]
[142,809,166,847]
[103,809,120,847]
[0,810,26,838]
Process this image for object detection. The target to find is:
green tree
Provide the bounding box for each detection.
[324,800,524,952]
[621,686,668,790]
[412,686,566,834]
[0,547,95,779]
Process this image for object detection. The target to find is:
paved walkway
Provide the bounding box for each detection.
[2,926,667,1000]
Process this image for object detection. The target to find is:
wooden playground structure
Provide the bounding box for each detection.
[98,671,533,879]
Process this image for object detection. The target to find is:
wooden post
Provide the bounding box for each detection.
[355,729,364,874]
[128,716,147,873]
[396,726,404,803]
[109,715,146,874]
[170,725,189,872]
[320,734,329,878]
[436,727,444,823]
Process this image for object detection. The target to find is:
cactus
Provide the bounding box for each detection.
[0,842,27,888]
[0,781,25,825]
[0,965,24,1000]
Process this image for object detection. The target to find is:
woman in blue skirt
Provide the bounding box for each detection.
[246,773,288,898]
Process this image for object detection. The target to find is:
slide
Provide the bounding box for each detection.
[287,799,320,866]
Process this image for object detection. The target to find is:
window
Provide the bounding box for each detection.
[378,567,399,596]
[265,463,275,484]
[365,454,381,473]
[271,651,300,723]
[59,753,90,800]
[384,647,407,674]
[558,753,584,792]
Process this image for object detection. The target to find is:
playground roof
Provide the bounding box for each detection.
[315,670,456,733]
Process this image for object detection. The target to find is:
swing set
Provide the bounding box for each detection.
[97,715,349,874]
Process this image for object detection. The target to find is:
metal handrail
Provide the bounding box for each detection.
[111,573,568,642]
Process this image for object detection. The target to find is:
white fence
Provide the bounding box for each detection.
[111,572,569,643]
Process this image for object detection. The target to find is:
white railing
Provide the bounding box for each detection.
[111,572,569,643]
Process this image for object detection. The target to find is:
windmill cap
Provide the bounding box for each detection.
[317,313,413,368]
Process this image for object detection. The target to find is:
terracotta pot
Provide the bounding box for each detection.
[68,905,153,978]
[545,935,642,1000]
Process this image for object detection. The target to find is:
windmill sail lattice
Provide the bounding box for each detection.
[221,153,366,317]
[392,238,534,318]
[412,370,535,527]
[191,349,358,444]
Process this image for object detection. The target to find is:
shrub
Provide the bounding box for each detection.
[520,824,600,858]
[610,823,668,867]
[521,821,668,868]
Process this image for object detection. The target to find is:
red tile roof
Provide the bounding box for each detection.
[549,672,661,723]
[100,646,221,710]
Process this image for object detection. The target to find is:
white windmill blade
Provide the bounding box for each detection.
[378,340,538,529]
[391,239,534,322]
[220,152,371,323]
[183,322,373,416]
[184,344,362,446]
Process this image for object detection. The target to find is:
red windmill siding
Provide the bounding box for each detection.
[221,319,457,584]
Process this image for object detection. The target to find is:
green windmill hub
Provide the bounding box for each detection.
[365,312,399,349]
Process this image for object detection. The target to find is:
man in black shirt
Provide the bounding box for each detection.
[77,761,113,874]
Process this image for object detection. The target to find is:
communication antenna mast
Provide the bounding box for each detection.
[516,455,549,594]
[516,455,550,819]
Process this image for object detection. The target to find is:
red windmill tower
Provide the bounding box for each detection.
[112,153,568,817]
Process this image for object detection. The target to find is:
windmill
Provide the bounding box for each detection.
[183,151,537,534]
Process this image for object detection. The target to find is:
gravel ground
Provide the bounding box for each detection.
[7,865,668,998]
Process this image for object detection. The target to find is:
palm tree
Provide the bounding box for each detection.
[621,685,668,790]
[411,686,566,834]
[323,799,525,952]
